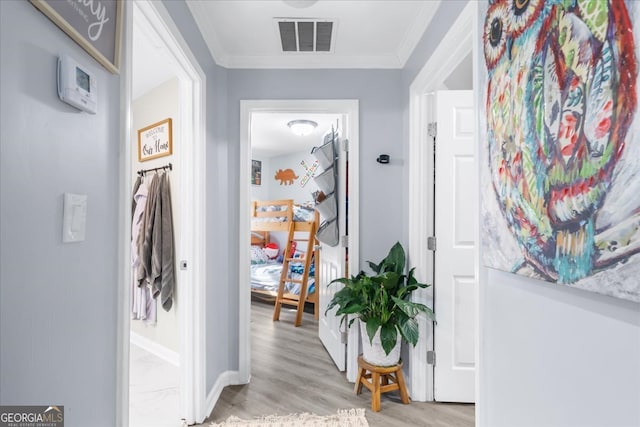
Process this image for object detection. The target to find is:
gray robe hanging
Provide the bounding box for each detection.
[155,173,175,311]
[137,172,175,312]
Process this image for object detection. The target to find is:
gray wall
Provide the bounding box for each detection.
[401,2,640,426]
[471,1,640,425]
[0,1,235,423]
[481,270,640,427]
[0,1,120,425]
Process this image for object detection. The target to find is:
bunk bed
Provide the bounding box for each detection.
[250,199,319,326]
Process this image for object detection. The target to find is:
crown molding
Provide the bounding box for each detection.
[224,53,403,69]
[396,0,441,67]
[186,0,438,70]
[186,0,229,67]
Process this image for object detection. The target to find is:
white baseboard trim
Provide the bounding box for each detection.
[130,331,180,367]
[205,370,245,418]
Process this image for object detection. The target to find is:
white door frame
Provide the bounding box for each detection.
[238,100,360,383]
[407,1,477,402]
[116,1,208,425]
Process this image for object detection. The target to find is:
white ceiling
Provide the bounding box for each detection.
[251,113,341,158]
[186,0,441,69]
[132,6,178,100]
[132,0,458,158]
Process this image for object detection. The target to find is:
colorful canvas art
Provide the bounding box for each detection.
[480,0,640,302]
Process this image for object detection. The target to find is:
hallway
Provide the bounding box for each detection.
[203,302,474,427]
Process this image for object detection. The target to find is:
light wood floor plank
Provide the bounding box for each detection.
[204,301,474,427]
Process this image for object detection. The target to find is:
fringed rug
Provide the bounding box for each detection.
[209,408,369,427]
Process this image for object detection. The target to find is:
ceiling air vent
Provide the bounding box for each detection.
[276,19,334,53]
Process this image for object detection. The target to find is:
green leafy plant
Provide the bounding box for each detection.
[326,242,436,355]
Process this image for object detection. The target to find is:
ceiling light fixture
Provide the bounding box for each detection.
[282,0,319,8]
[287,119,317,136]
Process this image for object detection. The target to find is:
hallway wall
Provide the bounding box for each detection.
[3,1,637,426]
[162,0,233,394]
[401,2,640,426]
[0,1,235,424]
[0,1,121,425]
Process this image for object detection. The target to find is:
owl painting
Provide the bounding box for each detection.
[481,0,640,302]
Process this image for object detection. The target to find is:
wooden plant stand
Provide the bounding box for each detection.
[354,355,410,412]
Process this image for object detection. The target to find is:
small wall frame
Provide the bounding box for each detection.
[251,160,262,186]
[138,118,173,162]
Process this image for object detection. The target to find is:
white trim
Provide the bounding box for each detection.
[407,0,475,402]
[116,3,134,426]
[239,99,360,384]
[130,331,180,367]
[187,0,438,70]
[471,1,483,423]
[238,102,252,385]
[396,1,441,67]
[205,371,242,418]
[225,54,403,69]
[184,0,227,66]
[117,1,208,426]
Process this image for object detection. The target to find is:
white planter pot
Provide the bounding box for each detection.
[360,321,401,366]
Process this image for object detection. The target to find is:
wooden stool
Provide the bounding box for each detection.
[354,355,410,412]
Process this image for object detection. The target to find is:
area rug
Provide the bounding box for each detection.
[209,408,369,427]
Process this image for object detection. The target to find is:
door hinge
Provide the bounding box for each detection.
[427,236,437,251]
[341,331,348,344]
[427,122,437,138]
[427,350,436,365]
[341,138,349,152]
[340,235,349,248]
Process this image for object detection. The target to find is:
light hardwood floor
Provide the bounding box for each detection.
[203,301,474,427]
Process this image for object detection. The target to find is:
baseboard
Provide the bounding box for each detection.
[130,331,180,367]
[204,370,246,419]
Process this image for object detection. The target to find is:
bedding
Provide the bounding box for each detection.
[250,198,319,325]
[250,260,315,295]
[253,204,315,223]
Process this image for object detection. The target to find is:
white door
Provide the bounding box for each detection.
[433,90,476,403]
[318,121,347,372]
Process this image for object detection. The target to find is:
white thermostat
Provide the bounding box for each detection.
[57,54,97,114]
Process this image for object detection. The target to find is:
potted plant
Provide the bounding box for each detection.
[326,242,435,366]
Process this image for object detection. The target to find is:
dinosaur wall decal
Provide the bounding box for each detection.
[274,168,298,185]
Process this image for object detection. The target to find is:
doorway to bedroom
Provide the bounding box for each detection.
[238,100,361,389]
[249,112,340,321]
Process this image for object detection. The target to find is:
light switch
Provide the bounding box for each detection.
[63,193,87,243]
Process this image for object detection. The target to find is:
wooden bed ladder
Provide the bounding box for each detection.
[273,220,317,326]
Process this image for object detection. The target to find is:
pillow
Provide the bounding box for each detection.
[250,245,268,265]
[293,205,315,222]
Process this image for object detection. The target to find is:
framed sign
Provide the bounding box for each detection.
[30,0,122,74]
[138,119,173,162]
[251,160,262,186]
